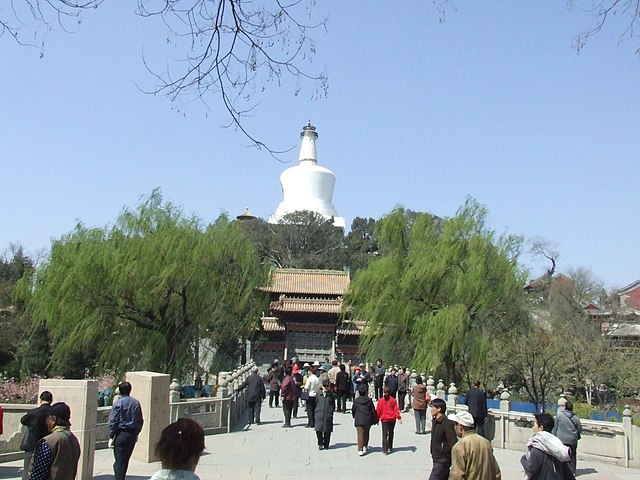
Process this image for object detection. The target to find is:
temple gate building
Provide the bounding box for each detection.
[250,268,364,365]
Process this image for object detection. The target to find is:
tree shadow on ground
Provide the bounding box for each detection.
[93,476,149,480]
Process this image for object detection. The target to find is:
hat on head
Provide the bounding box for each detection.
[273,358,279,364]
[303,363,310,368]
[312,360,320,367]
[448,411,474,428]
[358,362,365,367]
[47,402,71,422]
[322,379,330,387]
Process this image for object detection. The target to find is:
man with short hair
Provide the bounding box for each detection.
[373,358,385,400]
[109,381,144,480]
[20,391,53,480]
[429,398,458,480]
[552,401,582,474]
[236,366,266,425]
[465,380,488,437]
[449,411,501,480]
[29,402,81,480]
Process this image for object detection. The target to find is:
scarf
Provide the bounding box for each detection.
[526,431,570,462]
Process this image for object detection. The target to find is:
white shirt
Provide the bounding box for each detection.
[304,373,320,397]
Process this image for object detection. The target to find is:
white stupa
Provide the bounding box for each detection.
[269,122,345,228]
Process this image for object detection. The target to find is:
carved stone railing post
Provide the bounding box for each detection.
[447,382,458,407]
[622,405,633,467]
[427,375,435,397]
[436,379,445,399]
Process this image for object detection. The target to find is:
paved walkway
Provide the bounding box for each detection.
[1,400,638,479]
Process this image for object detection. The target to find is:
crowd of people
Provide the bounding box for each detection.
[7,357,582,480]
[241,356,582,480]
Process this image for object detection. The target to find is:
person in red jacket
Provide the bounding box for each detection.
[376,387,402,454]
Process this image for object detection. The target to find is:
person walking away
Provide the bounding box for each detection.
[465,380,488,437]
[315,379,335,450]
[292,364,303,418]
[448,411,501,480]
[280,367,296,428]
[352,384,377,456]
[397,367,410,412]
[373,359,385,400]
[267,365,280,408]
[109,381,144,480]
[328,360,340,392]
[384,367,399,399]
[236,366,266,425]
[521,413,575,480]
[412,376,430,434]
[376,387,402,455]
[429,398,458,480]
[29,402,81,480]
[303,366,320,428]
[20,391,53,480]
[552,401,582,474]
[335,364,351,413]
[150,418,205,480]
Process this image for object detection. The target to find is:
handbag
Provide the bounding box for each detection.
[301,391,310,401]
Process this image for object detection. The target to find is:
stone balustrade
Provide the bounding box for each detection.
[1,369,639,469]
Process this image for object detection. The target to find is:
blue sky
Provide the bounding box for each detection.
[1,1,638,290]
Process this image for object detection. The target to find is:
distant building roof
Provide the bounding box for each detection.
[617,279,640,295]
[262,268,349,296]
[260,317,286,332]
[270,297,342,313]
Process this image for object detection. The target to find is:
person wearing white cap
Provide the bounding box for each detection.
[448,411,501,480]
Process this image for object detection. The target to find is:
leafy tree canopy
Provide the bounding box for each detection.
[345,198,528,383]
[26,189,268,377]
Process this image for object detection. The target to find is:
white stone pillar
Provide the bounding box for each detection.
[126,371,170,463]
[39,379,98,480]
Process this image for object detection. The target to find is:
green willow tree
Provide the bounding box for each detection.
[27,190,268,377]
[344,199,528,383]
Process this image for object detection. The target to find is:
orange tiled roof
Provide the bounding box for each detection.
[260,317,286,332]
[262,268,349,295]
[270,297,342,313]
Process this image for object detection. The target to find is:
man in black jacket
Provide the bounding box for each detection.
[429,398,458,480]
[237,366,266,425]
[20,391,53,480]
[465,380,488,437]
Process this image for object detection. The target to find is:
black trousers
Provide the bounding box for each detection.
[113,431,137,480]
[336,391,348,412]
[269,390,279,407]
[374,375,384,400]
[316,431,331,448]
[398,391,407,411]
[428,460,452,480]
[306,397,317,427]
[282,399,294,426]
[381,420,396,453]
[473,416,485,437]
[248,400,262,424]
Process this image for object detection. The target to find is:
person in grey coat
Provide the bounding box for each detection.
[315,379,335,450]
[552,401,582,474]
